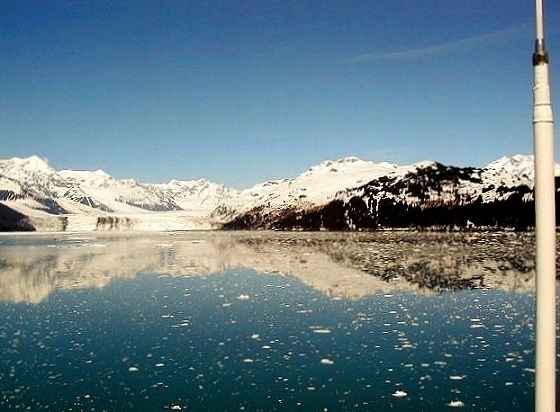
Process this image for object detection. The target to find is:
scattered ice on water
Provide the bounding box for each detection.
[128,367,139,372]
[320,358,334,365]
[392,390,407,398]
[237,294,250,300]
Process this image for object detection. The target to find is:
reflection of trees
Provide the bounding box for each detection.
[0,232,540,304]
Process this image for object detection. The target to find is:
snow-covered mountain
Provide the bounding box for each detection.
[0,156,228,231]
[225,155,560,230]
[0,154,555,232]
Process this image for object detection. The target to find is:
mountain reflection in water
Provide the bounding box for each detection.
[0,231,539,304]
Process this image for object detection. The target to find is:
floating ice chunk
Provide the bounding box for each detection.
[155,363,165,367]
[320,358,334,365]
[237,294,250,300]
[392,390,407,398]
[170,406,182,411]
[449,375,466,381]
[448,400,464,407]
[242,358,254,363]
[312,329,332,334]
[128,367,139,372]
[90,243,107,248]
[251,334,260,339]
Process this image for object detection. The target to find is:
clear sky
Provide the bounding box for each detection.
[1,0,559,187]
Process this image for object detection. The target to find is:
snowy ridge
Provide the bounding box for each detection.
[228,157,435,217]
[152,179,238,215]
[483,154,560,188]
[225,155,560,230]
[0,154,554,232]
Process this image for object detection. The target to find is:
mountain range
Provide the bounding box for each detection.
[0,154,557,232]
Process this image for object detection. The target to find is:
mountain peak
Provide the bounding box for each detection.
[319,156,365,167]
[6,155,51,171]
[486,154,533,169]
[413,160,437,169]
[166,178,210,186]
[59,169,113,183]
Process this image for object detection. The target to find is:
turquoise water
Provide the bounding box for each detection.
[0,232,544,411]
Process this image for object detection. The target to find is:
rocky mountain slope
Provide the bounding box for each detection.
[224,155,559,230]
[0,154,555,232]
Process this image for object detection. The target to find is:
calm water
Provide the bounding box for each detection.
[0,231,550,411]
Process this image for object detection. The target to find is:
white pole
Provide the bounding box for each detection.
[533,0,556,411]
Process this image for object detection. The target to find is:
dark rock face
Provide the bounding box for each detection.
[60,187,114,212]
[271,193,539,231]
[0,175,67,215]
[0,204,35,231]
[224,164,556,231]
[0,190,26,202]
[96,216,135,231]
[222,205,298,230]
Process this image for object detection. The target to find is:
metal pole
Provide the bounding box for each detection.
[533,0,556,411]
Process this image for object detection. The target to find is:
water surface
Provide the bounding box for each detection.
[0,231,547,411]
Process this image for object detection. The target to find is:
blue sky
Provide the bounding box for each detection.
[1,0,559,187]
